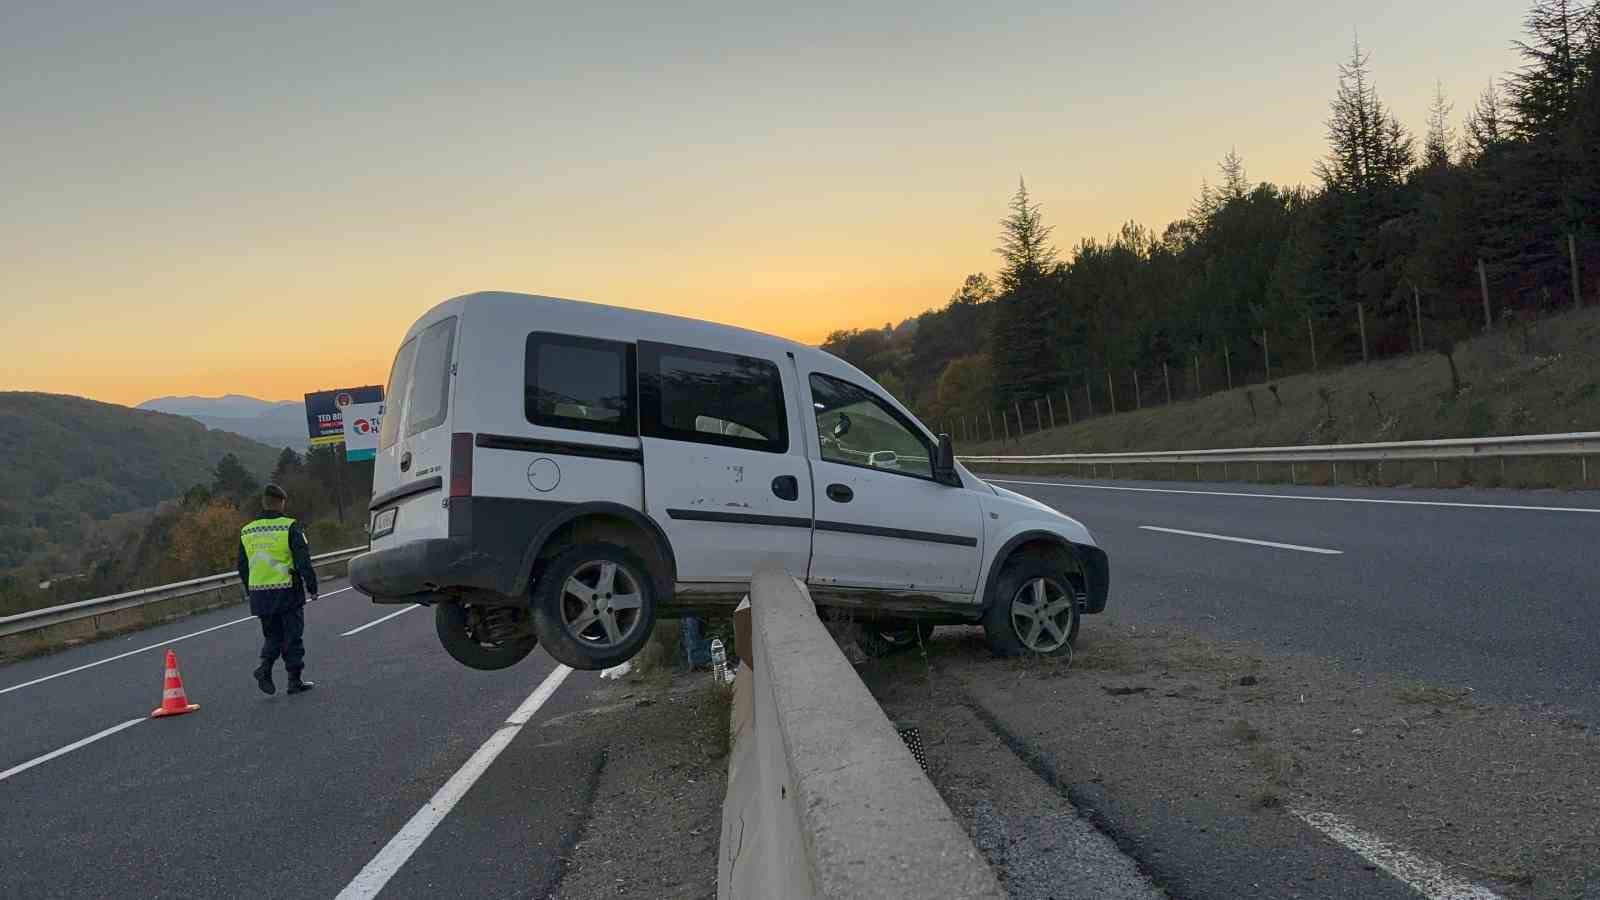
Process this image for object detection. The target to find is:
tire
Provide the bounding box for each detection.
[857,621,936,658]
[529,543,658,670]
[982,555,1080,657]
[436,602,539,671]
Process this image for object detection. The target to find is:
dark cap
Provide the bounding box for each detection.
[262,483,288,501]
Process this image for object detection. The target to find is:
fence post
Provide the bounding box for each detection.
[1358,303,1369,363]
[1107,371,1117,414]
[1163,362,1172,404]
[1046,394,1056,430]
[1014,401,1024,437]
[1262,331,1271,382]
[1223,344,1233,391]
[1133,369,1142,409]
[1479,258,1492,332]
[1413,285,1424,352]
[1571,234,1583,310]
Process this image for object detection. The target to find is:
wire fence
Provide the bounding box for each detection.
[916,260,1594,447]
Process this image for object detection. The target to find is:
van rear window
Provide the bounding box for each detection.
[407,317,457,438]
[379,338,417,451]
[380,316,457,450]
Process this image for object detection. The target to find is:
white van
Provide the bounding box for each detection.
[350,292,1109,671]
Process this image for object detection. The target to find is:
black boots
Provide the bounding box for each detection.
[254,663,276,695]
[286,676,316,695]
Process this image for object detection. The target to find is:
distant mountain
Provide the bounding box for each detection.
[0,392,282,569]
[138,394,309,450]
[138,394,298,419]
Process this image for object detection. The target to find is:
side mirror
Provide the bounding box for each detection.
[933,434,960,486]
[832,413,852,438]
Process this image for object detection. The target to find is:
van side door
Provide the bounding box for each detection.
[638,341,814,585]
[803,371,982,594]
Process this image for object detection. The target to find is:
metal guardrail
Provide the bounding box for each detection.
[959,431,1600,467]
[0,546,367,639]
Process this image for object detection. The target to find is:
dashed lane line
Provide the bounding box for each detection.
[1291,807,1505,900]
[1140,525,1343,555]
[0,718,146,783]
[992,478,1600,514]
[341,604,422,636]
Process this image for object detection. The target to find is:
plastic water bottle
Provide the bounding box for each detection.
[710,638,727,684]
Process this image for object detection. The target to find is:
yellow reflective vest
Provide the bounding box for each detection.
[240,516,297,590]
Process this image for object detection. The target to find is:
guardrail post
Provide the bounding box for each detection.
[1291,462,1297,484]
[1434,459,1441,484]
[1332,462,1338,485]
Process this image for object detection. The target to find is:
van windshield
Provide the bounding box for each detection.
[380,316,457,450]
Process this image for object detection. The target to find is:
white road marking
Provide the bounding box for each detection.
[0,584,354,696]
[335,664,574,900]
[992,478,1600,514]
[1291,807,1505,900]
[0,718,146,783]
[341,604,422,636]
[1140,525,1343,555]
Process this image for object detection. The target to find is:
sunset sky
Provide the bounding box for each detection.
[1,1,1526,406]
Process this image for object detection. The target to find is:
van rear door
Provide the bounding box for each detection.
[637,340,813,583]
[371,315,459,548]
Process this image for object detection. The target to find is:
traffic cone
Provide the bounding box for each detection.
[151,649,200,718]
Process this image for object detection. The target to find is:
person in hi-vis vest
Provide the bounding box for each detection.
[237,483,319,695]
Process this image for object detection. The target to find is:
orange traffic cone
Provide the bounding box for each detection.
[151,649,200,718]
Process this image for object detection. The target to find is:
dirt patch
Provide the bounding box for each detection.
[547,671,731,900]
[925,625,1598,899]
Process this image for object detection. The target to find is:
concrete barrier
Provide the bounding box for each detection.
[718,566,1004,899]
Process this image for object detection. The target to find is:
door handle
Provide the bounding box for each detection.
[400,450,412,473]
[771,475,799,502]
[826,483,853,503]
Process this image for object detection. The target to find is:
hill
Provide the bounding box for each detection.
[0,393,282,570]
[959,307,1600,489]
[138,394,310,450]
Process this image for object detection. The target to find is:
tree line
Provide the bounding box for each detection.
[823,1,1600,431]
[0,445,371,617]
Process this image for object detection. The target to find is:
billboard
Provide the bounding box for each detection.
[304,385,383,448]
[341,402,384,462]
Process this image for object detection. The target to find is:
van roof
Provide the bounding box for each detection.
[426,290,818,358]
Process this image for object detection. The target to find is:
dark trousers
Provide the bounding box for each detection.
[258,606,306,675]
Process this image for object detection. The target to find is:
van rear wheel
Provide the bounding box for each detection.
[436,602,539,670]
[529,543,657,670]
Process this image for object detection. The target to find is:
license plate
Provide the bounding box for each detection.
[371,507,398,538]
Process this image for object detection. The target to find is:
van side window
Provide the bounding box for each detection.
[525,333,638,436]
[639,342,788,453]
[809,373,933,479]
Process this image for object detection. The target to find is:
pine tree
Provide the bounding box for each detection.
[1509,0,1600,139]
[989,178,1063,405]
[1219,148,1250,201]
[1424,81,1456,168]
[1461,79,1508,161]
[995,177,1058,290]
[270,447,303,485]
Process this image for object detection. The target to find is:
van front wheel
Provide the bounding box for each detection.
[530,543,657,670]
[436,602,539,670]
[982,556,1079,657]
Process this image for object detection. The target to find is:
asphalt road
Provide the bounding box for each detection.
[0,581,602,899]
[995,476,1600,721]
